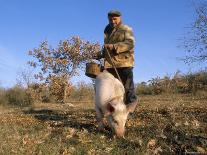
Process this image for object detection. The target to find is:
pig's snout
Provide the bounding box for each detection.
[115,127,125,138]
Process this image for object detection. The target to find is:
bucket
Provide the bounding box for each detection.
[85,62,101,78]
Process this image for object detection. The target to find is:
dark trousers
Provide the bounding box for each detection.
[106,67,137,105]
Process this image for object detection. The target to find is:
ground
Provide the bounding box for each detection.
[0,94,206,154]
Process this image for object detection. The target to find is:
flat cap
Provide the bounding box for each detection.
[108,10,122,17]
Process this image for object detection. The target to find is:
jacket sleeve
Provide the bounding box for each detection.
[113,26,135,54]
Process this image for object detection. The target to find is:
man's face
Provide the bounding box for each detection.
[108,16,122,28]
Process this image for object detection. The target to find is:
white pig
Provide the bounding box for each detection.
[95,70,134,137]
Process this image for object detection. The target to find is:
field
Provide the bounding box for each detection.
[0,94,206,154]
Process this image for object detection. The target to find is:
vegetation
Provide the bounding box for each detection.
[0,70,206,154]
[136,70,207,95]
[28,36,100,103]
[181,1,207,64]
[1,70,206,107]
[0,85,33,107]
[0,94,206,154]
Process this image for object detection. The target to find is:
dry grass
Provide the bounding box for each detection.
[0,94,206,154]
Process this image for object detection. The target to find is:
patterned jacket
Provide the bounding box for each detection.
[103,24,135,68]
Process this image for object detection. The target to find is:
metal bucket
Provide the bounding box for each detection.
[85,62,101,78]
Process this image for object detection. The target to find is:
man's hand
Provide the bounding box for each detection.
[93,51,103,60]
[104,44,114,51]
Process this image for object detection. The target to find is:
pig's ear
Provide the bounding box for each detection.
[106,102,115,114]
[106,96,122,115]
[126,101,138,113]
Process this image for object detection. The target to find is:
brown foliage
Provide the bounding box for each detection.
[28,36,101,102]
[48,75,72,103]
[1,85,33,106]
[136,70,207,95]
[68,81,94,101]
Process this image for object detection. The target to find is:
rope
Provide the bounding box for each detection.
[104,48,126,103]
[105,48,122,83]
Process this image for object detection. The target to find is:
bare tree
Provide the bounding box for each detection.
[181,1,207,64]
[16,68,35,88]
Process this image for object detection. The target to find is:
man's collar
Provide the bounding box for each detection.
[109,23,122,30]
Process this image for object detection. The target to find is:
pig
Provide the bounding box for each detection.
[94,70,134,138]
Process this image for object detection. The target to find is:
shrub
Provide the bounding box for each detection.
[5,85,33,106]
[68,82,94,101]
[0,88,8,105]
[136,82,152,95]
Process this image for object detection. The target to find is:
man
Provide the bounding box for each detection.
[96,10,138,112]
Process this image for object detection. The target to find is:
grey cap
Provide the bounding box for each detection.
[108,10,122,17]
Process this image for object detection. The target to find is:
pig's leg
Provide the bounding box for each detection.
[95,106,104,131]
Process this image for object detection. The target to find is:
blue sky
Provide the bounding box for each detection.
[0,0,204,87]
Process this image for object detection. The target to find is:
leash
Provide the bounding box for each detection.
[104,48,127,104]
[104,48,122,83]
